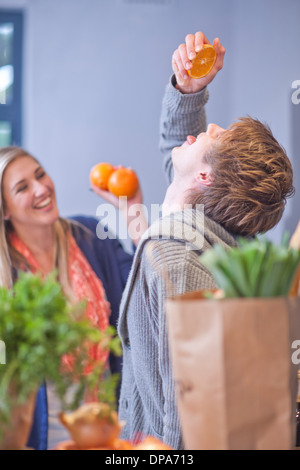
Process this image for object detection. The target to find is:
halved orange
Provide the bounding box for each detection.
[187,44,217,79]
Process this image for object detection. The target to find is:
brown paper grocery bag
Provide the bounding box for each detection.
[166,293,300,450]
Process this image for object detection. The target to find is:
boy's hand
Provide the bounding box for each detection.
[172,32,226,94]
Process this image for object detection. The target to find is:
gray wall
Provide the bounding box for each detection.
[0,0,299,244]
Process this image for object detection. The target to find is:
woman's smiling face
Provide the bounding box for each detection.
[2,155,59,232]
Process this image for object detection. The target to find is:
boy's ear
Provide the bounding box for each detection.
[195,170,214,187]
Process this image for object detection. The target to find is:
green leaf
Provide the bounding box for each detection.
[200,236,300,298]
[0,272,122,437]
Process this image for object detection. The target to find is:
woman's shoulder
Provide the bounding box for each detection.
[67,215,134,260]
[67,215,97,235]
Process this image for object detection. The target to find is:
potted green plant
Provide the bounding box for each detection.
[166,236,300,450]
[200,235,300,298]
[0,271,121,450]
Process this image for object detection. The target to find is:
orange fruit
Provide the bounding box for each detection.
[108,167,139,198]
[55,439,134,450]
[187,44,217,79]
[89,163,115,190]
[133,436,173,450]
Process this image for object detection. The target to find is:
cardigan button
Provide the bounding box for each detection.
[124,337,130,349]
[122,398,129,409]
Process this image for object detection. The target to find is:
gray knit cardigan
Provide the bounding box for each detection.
[117,78,238,450]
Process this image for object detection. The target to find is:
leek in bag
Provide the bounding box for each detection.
[200,236,300,298]
[166,235,300,450]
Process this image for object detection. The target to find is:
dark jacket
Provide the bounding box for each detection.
[26,215,133,450]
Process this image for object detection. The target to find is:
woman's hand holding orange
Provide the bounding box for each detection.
[172,31,226,94]
[90,182,143,212]
[90,164,148,246]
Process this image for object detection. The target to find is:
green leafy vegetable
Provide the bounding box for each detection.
[200,236,300,298]
[0,272,121,435]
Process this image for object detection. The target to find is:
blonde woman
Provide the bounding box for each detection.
[0,146,140,449]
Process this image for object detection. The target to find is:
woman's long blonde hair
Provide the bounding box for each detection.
[0,146,74,298]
